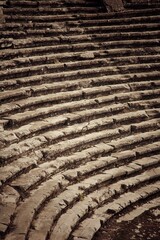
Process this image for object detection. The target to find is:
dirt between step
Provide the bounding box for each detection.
[94,206,160,240]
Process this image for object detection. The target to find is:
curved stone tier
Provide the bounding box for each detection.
[0,1,160,240]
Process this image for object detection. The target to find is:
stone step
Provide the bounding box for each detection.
[28,188,84,240]
[1,110,132,162]
[76,164,159,196]
[118,62,160,73]
[72,181,160,240]
[1,28,159,45]
[29,167,159,240]
[135,142,160,157]
[0,32,151,50]
[72,15,160,27]
[0,185,19,234]
[63,149,160,182]
[1,14,160,32]
[5,12,107,23]
[4,160,160,240]
[0,42,100,60]
[4,8,160,23]
[0,124,121,164]
[0,58,108,80]
[4,77,157,105]
[0,93,114,118]
[0,63,121,83]
[146,109,160,118]
[128,99,160,109]
[130,118,160,132]
[1,38,160,60]
[1,47,160,71]
[49,170,160,240]
[0,72,159,95]
[1,103,131,146]
[0,141,106,186]
[124,1,160,9]
[0,64,118,83]
[4,174,69,240]
[111,54,160,66]
[111,142,160,161]
[0,154,39,185]
[4,7,102,16]
[1,67,160,92]
[0,1,160,239]
[134,154,160,168]
[1,99,126,127]
[5,133,160,191]
[0,93,108,117]
[0,82,127,112]
[0,103,126,144]
[0,87,31,103]
[3,85,156,120]
[0,49,109,70]
[39,128,123,159]
[6,0,99,8]
[1,54,159,87]
[1,54,160,81]
[9,143,113,191]
[117,197,160,222]
[99,39,160,50]
[129,80,160,91]
[17,24,159,40]
[1,88,97,110]
[0,135,47,164]
[106,47,160,57]
[108,129,160,150]
[82,23,160,35]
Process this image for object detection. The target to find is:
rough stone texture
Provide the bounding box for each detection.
[0,0,160,240]
[0,186,19,233]
[94,203,160,240]
[0,7,4,23]
[102,0,124,12]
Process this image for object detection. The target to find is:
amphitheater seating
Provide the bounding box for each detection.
[0,1,160,240]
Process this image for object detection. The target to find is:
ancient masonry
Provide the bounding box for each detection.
[0,0,160,240]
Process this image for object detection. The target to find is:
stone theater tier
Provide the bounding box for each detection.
[0,1,160,240]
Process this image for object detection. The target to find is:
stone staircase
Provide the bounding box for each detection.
[0,1,160,240]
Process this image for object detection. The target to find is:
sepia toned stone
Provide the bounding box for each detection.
[0,1,160,240]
